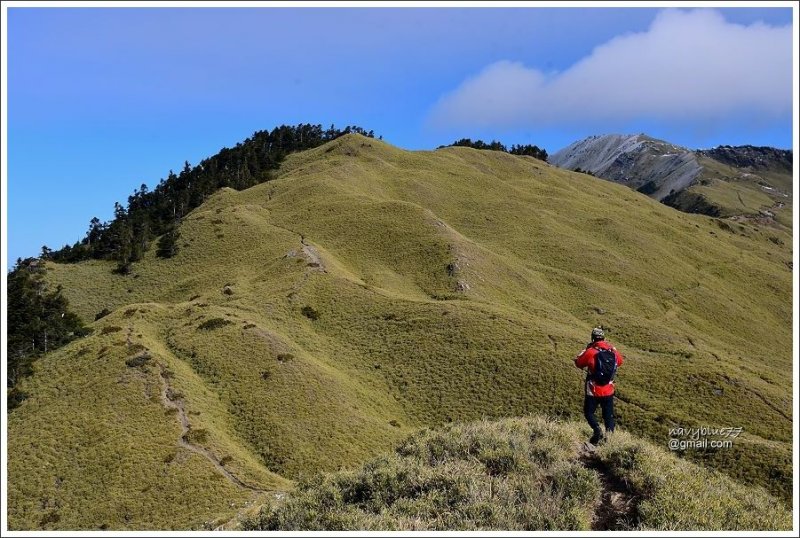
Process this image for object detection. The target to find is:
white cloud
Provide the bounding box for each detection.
[428,9,793,128]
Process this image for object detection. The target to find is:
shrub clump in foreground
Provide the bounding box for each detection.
[240,416,791,531]
[242,416,600,530]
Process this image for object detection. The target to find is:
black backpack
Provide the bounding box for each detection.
[590,346,617,386]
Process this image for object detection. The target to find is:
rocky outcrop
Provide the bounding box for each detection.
[550,134,702,201]
[696,145,792,173]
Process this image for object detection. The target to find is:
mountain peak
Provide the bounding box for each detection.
[550,133,793,222]
[550,134,698,200]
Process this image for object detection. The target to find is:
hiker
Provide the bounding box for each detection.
[574,327,624,444]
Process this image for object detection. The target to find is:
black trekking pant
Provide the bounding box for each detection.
[584,395,615,433]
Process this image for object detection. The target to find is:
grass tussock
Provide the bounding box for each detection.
[197,318,232,331]
[240,416,790,531]
[242,416,597,531]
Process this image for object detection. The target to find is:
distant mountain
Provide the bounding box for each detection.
[550,134,700,201]
[551,134,793,224]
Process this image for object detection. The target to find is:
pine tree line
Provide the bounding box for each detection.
[46,123,376,273]
[438,138,549,162]
[7,258,89,408]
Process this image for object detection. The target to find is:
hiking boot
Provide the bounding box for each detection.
[589,430,603,445]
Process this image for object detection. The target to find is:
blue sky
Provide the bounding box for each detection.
[4,6,795,267]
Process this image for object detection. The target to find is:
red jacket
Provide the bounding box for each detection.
[574,340,624,397]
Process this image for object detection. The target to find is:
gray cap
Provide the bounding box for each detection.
[591,327,605,340]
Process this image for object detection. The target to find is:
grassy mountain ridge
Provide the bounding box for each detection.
[8,305,290,530]
[8,134,793,529]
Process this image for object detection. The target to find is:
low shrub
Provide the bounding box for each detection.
[198,318,232,331]
[184,428,209,445]
[277,353,294,363]
[301,306,320,320]
[125,353,151,368]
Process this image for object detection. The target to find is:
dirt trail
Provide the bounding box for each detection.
[282,234,328,303]
[301,243,325,271]
[156,363,265,492]
[578,444,639,531]
[269,218,326,274]
[729,191,790,226]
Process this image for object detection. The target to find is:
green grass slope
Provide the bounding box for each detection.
[8,306,290,530]
[238,415,791,531]
[9,134,793,529]
[666,154,793,227]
